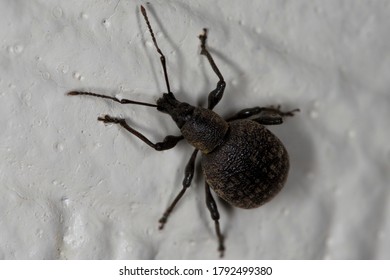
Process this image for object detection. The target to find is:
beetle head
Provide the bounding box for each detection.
[157,92,195,128]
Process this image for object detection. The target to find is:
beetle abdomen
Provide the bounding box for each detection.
[201,119,289,209]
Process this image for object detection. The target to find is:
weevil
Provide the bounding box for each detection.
[68,5,299,257]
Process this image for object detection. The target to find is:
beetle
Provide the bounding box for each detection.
[68,5,299,257]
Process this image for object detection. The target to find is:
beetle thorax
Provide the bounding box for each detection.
[181,107,228,154]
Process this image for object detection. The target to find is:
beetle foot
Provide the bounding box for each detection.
[199,28,208,55]
[199,28,208,44]
[218,240,225,258]
[270,105,300,117]
[158,216,167,230]
[97,115,125,124]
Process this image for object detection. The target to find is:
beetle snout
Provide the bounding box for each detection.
[156,92,178,112]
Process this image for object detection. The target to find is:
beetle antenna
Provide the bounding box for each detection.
[140,5,172,94]
[67,91,157,107]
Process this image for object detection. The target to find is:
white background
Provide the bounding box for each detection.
[0,0,389,259]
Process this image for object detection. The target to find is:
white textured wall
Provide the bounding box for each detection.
[1,0,389,259]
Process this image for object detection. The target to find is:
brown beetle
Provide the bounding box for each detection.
[68,5,299,257]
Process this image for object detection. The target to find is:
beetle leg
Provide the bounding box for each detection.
[226,106,300,125]
[97,115,183,151]
[205,182,225,258]
[159,149,199,229]
[199,29,226,110]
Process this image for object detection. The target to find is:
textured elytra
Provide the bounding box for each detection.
[202,119,289,209]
